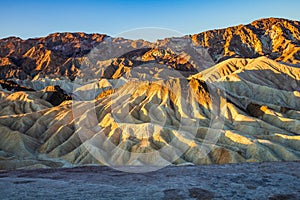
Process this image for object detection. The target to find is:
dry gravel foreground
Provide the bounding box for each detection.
[0,161,299,200]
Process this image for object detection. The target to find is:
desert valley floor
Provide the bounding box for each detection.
[0,17,299,199]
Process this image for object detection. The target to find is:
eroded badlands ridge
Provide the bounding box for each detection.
[0,18,299,170]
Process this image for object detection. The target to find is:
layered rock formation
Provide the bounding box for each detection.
[0,18,299,81]
[191,18,300,64]
[0,18,299,170]
[0,56,299,170]
[0,33,107,79]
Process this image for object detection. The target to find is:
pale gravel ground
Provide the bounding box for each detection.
[0,161,299,200]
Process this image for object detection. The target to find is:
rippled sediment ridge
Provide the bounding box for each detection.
[0,56,299,170]
[0,17,299,170]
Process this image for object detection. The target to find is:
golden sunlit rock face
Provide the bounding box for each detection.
[0,18,299,170]
[191,18,300,64]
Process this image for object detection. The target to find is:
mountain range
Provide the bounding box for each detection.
[0,17,299,170]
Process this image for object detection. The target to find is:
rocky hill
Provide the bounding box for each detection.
[0,56,299,170]
[0,18,299,170]
[0,18,299,81]
[191,18,300,64]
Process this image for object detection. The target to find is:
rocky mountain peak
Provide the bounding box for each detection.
[191,17,300,64]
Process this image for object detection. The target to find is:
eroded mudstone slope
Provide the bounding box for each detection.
[0,57,299,170]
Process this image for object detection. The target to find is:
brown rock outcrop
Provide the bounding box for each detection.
[191,18,300,64]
